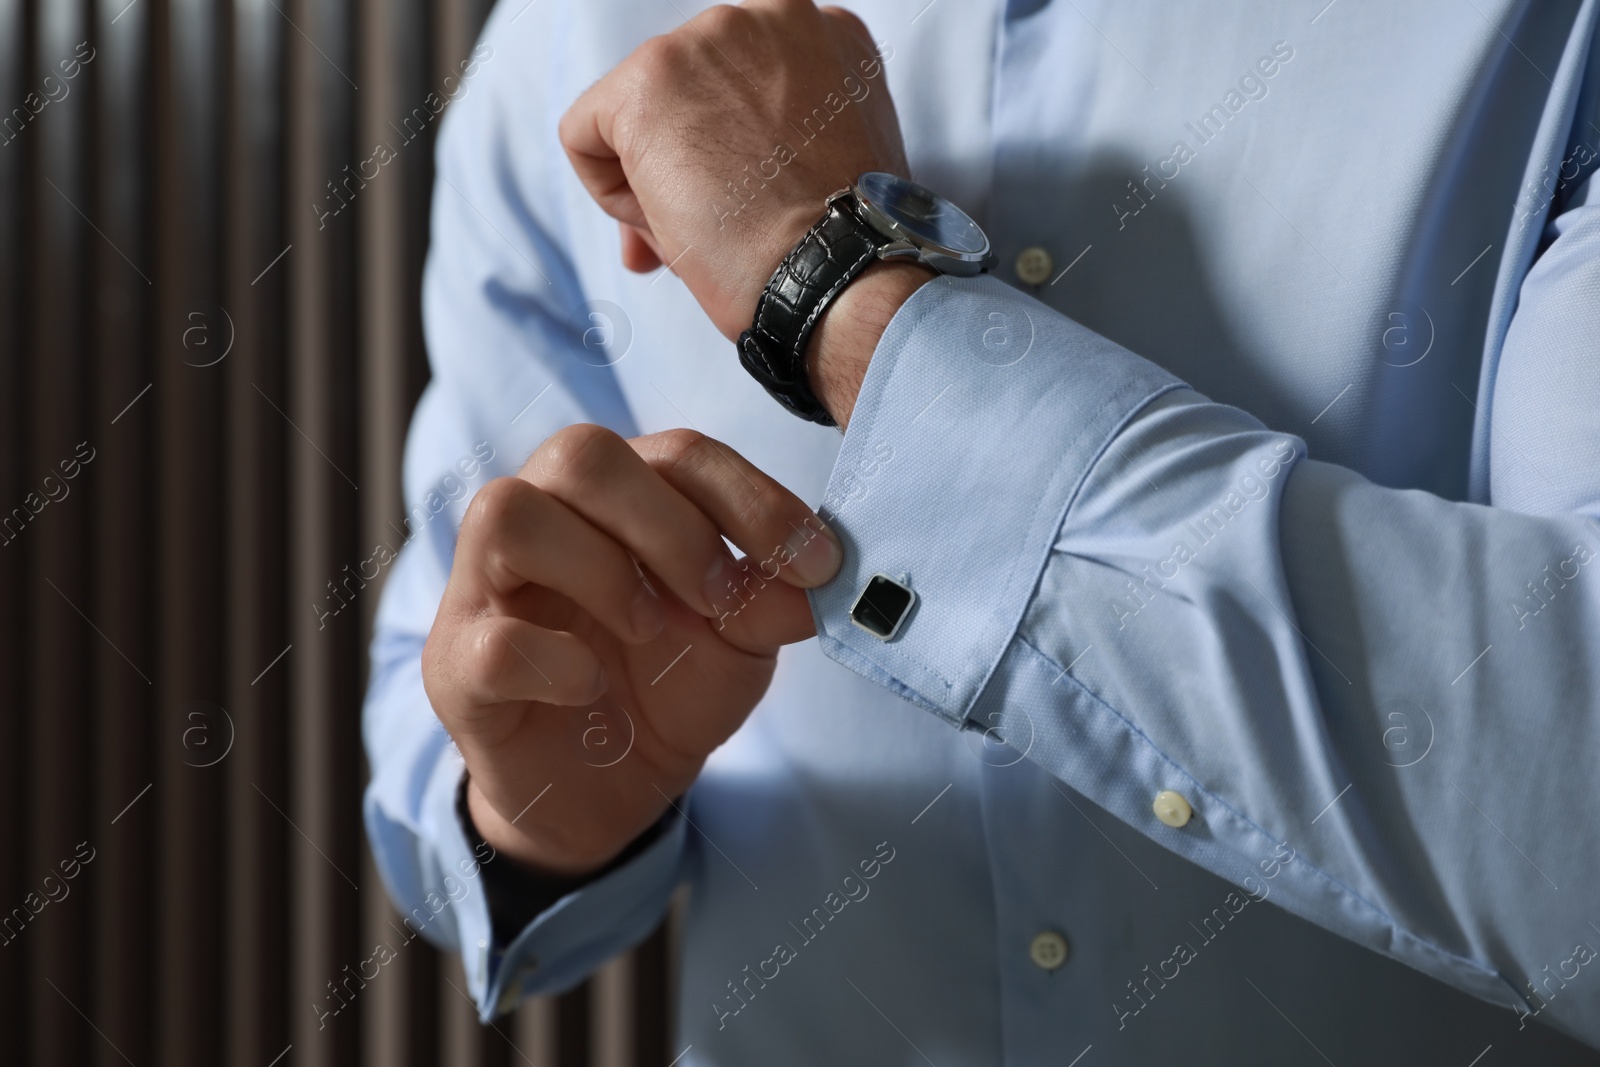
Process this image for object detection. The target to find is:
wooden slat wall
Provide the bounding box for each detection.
[0,1,674,1064]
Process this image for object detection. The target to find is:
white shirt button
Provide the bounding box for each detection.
[1153,790,1193,828]
[1015,245,1053,285]
[1029,930,1070,971]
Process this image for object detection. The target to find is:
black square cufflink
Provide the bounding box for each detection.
[849,573,916,641]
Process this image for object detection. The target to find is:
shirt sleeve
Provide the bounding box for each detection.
[808,219,1600,1045]
[360,16,685,1022]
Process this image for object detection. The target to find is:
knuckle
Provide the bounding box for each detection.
[741,479,794,530]
[461,476,529,544]
[463,622,515,688]
[555,106,582,151]
[821,6,874,52]
[631,33,686,81]
[652,427,710,473]
[533,422,621,488]
[696,4,746,35]
[838,8,871,36]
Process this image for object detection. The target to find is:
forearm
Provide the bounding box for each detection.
[805,273,1600,1045]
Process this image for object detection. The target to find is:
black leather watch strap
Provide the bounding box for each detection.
[738,195,888,427]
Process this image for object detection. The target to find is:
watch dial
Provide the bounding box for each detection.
[856,171,988,256]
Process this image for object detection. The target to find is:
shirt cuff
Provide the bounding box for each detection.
[808,272,1186,726]
[477,805,685,1020]
[372,743,686,1023]
[455,772,674,963]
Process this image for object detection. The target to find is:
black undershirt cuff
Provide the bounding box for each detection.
[455,772,671,947]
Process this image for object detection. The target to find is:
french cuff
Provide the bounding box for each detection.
[808,273,1186,726]
[416,751,687,1022]
[476,806,686,1022]
[413,744,498,1010]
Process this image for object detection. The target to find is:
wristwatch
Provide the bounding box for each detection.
[737,171,995,426]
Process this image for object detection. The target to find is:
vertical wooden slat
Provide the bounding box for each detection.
[631,921,673,1066]
[594,952,636,1067]
[225,0,291,1063]
[154,0,228,1059]
[357,0,405,564]
[440,955,486,1065]
[0,0,36,1058]
[92,0,158,1061]
[393,0,446,1060]
[516,992,561,1065]
[356,0,433,1062]
[7,4,685,1065]
[287,0,363,1061]
[558,981,594,1066]
[30,0,96,1061]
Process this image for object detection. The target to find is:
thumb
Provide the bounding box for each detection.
[708,557,819,653]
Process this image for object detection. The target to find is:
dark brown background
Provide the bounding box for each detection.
[0,0,674,1063]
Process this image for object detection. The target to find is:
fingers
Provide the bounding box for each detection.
[453,615,607,708]
[706,557,819,653]
[455,474,666,644]
[558,76,648,230]
[630,429,842,590]
[525,424,746,618]
[458,423,838,659]
[619,223,663,272]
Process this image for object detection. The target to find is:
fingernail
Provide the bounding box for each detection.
[701,551,739,616]
[786,516,842,586]
[631,580,665,640]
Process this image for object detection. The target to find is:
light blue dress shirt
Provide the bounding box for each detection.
[362,0,1600,1061]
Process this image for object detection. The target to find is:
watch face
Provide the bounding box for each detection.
[855,171,989,257]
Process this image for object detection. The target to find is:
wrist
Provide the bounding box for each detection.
[466,775,615,879]
[464,749,699,878]
[805,259,932,428]
[459,772,674,945]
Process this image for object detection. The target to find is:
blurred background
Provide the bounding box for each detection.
[0,0,675,1064]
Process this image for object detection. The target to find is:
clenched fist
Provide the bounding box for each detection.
[422,425,842,876]
[559,0,909,342]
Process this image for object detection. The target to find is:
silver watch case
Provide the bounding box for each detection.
[835,172,997,277]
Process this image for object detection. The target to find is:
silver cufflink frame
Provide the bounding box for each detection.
[849,572,916,641]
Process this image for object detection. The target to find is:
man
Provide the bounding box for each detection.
[363,0,1600,1061]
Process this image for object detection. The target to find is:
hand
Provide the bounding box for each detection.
[422,425,843,876]
[558,0,910,344]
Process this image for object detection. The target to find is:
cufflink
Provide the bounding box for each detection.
[849,573,916,640]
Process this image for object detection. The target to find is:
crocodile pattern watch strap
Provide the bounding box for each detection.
[738,196,888,426]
